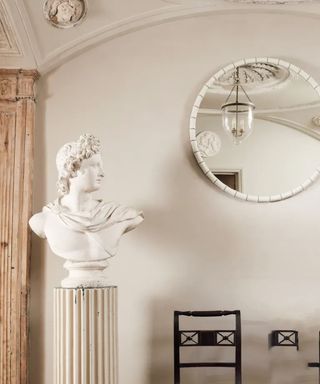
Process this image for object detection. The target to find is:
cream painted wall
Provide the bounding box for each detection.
[30,11,320,384]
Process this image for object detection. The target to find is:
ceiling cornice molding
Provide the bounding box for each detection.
[4,1,320,74]
[38,5,320,74]
[257,115,320,140]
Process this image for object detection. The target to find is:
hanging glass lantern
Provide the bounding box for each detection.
[221,67,255,145]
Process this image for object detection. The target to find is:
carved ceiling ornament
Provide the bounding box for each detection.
[214,63,290,88]
[43,0,87,29]
[312,116,320,127]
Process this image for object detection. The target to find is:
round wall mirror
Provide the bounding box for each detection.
[190,58,320,202]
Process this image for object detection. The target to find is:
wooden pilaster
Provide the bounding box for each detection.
[0,69,39,384]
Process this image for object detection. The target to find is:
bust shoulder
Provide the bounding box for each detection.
[29,210,48,239]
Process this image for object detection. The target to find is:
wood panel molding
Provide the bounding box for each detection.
[0,68,39,384]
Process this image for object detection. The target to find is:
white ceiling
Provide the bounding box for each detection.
[1,0,320,74]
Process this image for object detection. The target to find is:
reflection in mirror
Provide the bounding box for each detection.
[190,58,320,202]
[221,65,255,145]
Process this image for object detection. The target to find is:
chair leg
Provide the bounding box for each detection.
[235,311,242,384]
[174,311,180,384]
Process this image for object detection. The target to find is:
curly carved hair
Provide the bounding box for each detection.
[56,134,101,195]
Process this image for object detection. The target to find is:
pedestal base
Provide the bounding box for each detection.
[62,260,110,288]
[54,287,118,384]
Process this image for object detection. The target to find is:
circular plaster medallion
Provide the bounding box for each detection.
[312,116,320,127]
[43,0,87,29]
[196,131,222,157]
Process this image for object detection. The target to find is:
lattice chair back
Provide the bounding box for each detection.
[174,310,242,384]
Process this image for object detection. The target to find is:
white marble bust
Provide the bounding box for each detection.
[29,134,144,287]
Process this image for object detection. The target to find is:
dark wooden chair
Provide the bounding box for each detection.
[174,310,242,384]
[308,331,320,384]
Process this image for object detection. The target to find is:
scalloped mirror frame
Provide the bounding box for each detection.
[190,57,320,203]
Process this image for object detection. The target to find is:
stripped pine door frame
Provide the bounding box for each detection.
[0,69,39,384]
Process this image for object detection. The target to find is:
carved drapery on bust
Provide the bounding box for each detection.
[29,134,144,288]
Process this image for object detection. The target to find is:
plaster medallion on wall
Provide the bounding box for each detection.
[312,116,320,127]
[196,131,221,157]
[215,63,290,89]
[43,0,87,29]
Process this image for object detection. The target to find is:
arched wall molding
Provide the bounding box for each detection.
[39,8,320,74]
[11,0,320,74]
[200,100,320,114]
[257,116,320,140]
[198,113,320,139]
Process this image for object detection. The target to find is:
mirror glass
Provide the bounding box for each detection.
[190,58,320,202]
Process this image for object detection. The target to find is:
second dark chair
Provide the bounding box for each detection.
[174,310,242,384]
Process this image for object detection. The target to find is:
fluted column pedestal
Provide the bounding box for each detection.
[54,287,118,384]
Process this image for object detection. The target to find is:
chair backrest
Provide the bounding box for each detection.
[174,310,242,384]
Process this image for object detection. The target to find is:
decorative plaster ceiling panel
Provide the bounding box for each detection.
[0,0,20,55]
[22,0,165,55]
[3,0,320,72]
[215,63,290,88]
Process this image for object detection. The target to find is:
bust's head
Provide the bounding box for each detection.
[56,134,104,195]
